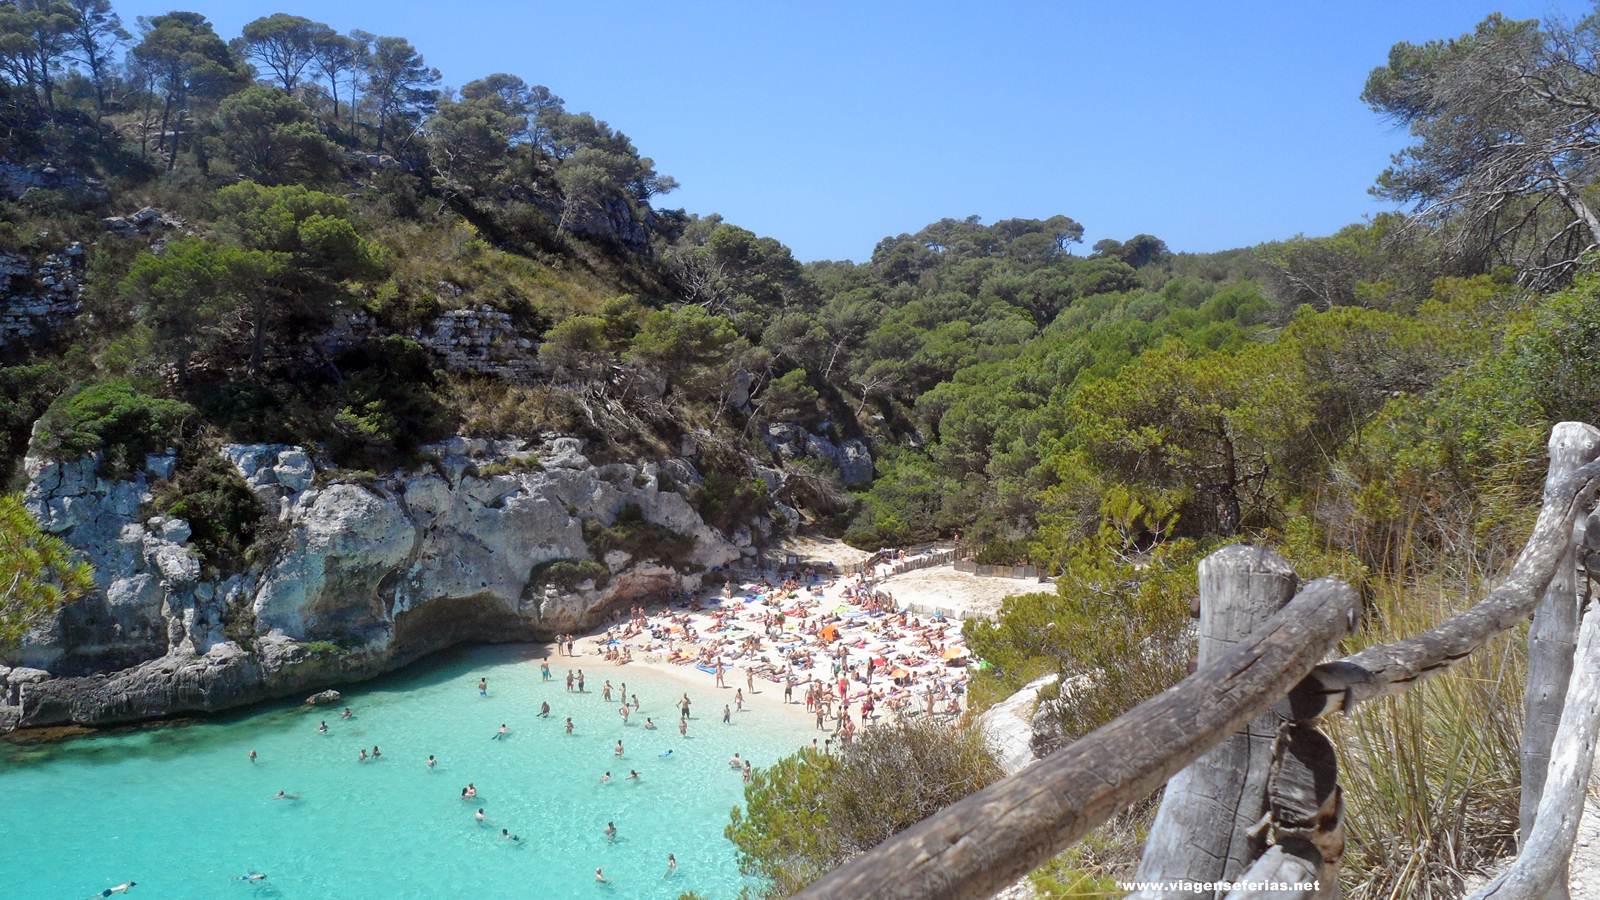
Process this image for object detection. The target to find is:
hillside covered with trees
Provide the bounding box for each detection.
[5,1,1600,896]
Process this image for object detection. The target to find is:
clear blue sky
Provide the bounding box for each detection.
[119,0,1593,261]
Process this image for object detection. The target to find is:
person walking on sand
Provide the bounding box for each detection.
[747,669,754,694]
[714,659,725,688]
[735,688,744,712]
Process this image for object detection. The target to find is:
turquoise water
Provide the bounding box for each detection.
[0,644,813,899]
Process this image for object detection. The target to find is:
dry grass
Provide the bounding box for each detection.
[1331,575,1526,900]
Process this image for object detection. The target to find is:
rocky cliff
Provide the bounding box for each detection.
[0,435,752,731]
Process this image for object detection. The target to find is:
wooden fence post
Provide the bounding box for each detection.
[1133,545,1300,898]
[1223,722,1343,899]
[1522,421,1600,862]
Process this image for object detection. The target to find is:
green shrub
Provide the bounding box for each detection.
[973,537,1031,566]
[695,470,770,533]
[727,720,1002,897]
[153,452,264,574]
[530,558,610,591]
[0,364,69,477]
[583,504,695,564]
[35,381,193,476]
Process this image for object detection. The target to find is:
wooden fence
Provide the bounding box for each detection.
[797,421,1600,899]
[839,546,962,578]
[952,559,1042,580]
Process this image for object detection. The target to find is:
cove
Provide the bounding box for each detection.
[0,643,811,899]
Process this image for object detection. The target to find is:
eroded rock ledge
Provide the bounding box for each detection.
[1,435,753,731]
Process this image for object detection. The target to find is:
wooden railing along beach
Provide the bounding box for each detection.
[798,422,1600,899]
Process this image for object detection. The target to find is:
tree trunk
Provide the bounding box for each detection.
[1553,179,1600,250]
[1133,544,1300,899]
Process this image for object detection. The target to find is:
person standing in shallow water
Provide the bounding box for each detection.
[541,659,551,681]
[478,678,488,696]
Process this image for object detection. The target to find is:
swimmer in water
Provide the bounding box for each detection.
[615,740,624,757]
[493,723,508,740]
[97,882,136,896]
[626,769,640,781]
[317,721,328,734]
[272,790,299,800]
[372,745,381,759]
[501,828,521,842]
[595,868,606,883]
[358,748,368,763]
[665,853,677,876]
[427,754,437,770]
[729,753,742,769]
[539,700,550,718]
[341,707,353,719]
[599,771,611,784]
[234,872,267,882]
[463,783,477,799]
[643,717,655,730]
[248,749,256,763]
[604,821,617,842]
[474,808,486,823]
[659,748,674,759]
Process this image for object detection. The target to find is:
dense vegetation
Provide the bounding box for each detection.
[2,1,1600,896]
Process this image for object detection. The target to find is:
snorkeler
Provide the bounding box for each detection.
[234,872,267,882]
[97,881,136,897]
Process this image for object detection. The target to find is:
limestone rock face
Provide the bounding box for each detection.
[762,423,875,486]
[2,436,757,730]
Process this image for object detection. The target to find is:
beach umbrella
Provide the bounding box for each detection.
[940,646,969,660]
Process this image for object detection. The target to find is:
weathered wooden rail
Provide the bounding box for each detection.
[797,422,1600,900]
